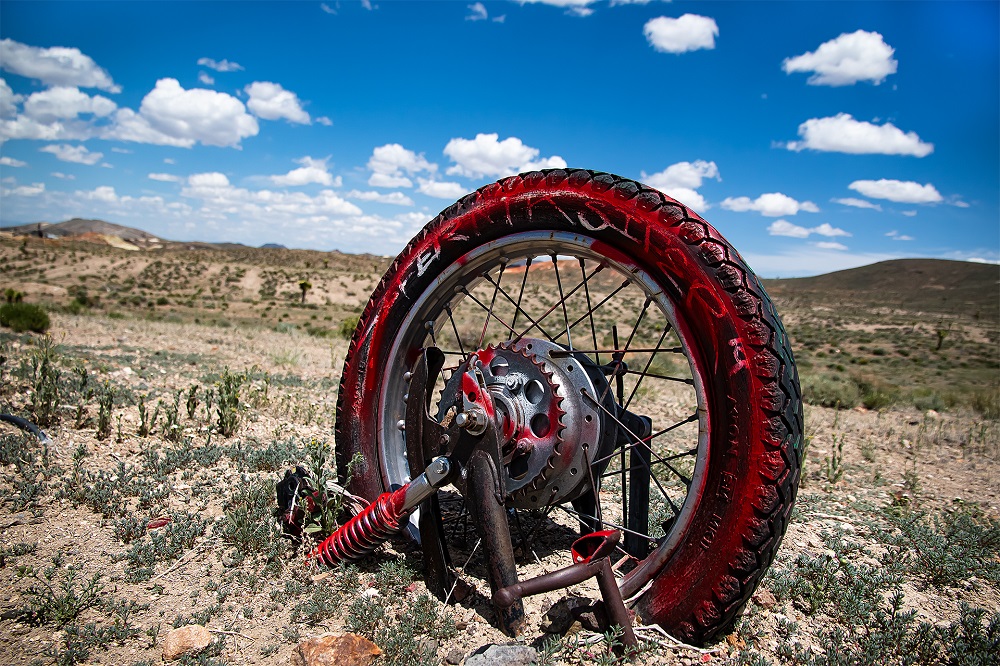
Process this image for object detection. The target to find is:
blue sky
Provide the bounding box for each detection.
[1,0,997,277]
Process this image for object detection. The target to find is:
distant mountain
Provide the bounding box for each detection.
[764,258,1000,321]
[1,218,163,248]
[260,243,287,249]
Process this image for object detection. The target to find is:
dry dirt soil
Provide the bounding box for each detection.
[1,237,998,666]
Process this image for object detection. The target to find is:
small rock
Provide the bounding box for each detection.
[465,644,538,666]
[162,625,212,661]
[221,552,240,568]
[292,633,381,666]
[751,588,777,609]
[444,647,465,665]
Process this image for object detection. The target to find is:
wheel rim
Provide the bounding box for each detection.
[377,230,710,591]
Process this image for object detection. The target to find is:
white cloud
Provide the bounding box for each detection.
[79,185,118,203]
[786,113,933,157]
[0,78,24,118]
[367,143,437,187]
[316,116,333,126]
[0,156,26,167]
[245,82,310,124]
[107,78,259,148]
[1,182,45,196]
[812,223,851,238]
[885,230,914,241]
[643,15,718,54]
[967,257,1000,265]
[270,156,336,187]
[783,30,897,86]
[641,160,719,211]
[418,178,468,199]
[901,210,917,217]
[814,241,848,251]
[848,179,942,204]
[369,172,413,188]
[198,72,215,86]
[444,133,565,178]
[721,192,819,216]
[182,171,363,218]
[40,143,103,165]
[833,197,882,211]
[767,220,810,238]
[467,2,488,20]
[767,220,850,239]
[197,57,243,72]
[517,0,597,15]
[0,39,120,92]
[321,3,336,14]
[148,173,183,183]
[22,86,116,123]
[51,172,74,179]
[345,190,415,206]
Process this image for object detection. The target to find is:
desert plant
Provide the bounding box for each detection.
[215,368,246,437]
[96,382,115,441]
[28,336,62,426]
[19,561,104,627]
[0,301,51,333]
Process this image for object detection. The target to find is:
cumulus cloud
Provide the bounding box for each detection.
[833,197,882,211]
[643,15,718,54]
[245,82,310,124]
[40,143,103,165]
[0,39,120,92]
[22,86,116,123]
[51,172,74,179]
[198,72,215,86]
[107,78,259,148]
[721,192,819,216]
[0,156,26,167]
[1,182,44,196]
[783,30,897,86]
[768,220,850,239]
[80,185,118,203]
[367,143,437,188]
[418,178,468,199]
[270,156,336,187]
[848,179,942,204]
[148,173,183,183]
[885,230,914,241]
[444,133,566,178]
[197,57,244,72]
[345,190,415,206]
[814,241,848,251]
[182,171,363,218]
[786,113,933,157]
[467,2,488,20]
[1,79,24,118]
[641,160,720,211]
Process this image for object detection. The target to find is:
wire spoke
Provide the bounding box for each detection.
[459,286,519,337]
[513,262,605,343]
[566,277,629,332]
[552,255,573,349]
[579,258,601,366]
[623,323,674,411]
[648,413,699,442]
[444,304,466,360]
[476,260,506,350]
[481,272,558,343]
[510,257,532,331]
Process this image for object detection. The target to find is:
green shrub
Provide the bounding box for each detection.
[0,302,51,333]
[802,372,861,409]
[339,314,360,340]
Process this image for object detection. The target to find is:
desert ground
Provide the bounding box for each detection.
[1,233,998,666]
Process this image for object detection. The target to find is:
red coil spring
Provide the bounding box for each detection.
[307,486,410,566]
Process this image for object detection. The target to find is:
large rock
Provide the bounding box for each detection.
[465,644,538,666]
[292,633,382,666]
[162,625,212,661]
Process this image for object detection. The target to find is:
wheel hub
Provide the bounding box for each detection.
[442,338,610,509]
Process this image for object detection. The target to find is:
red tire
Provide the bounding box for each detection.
[335,169,802,644]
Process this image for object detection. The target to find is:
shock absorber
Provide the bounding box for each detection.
[308,456,451,566]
